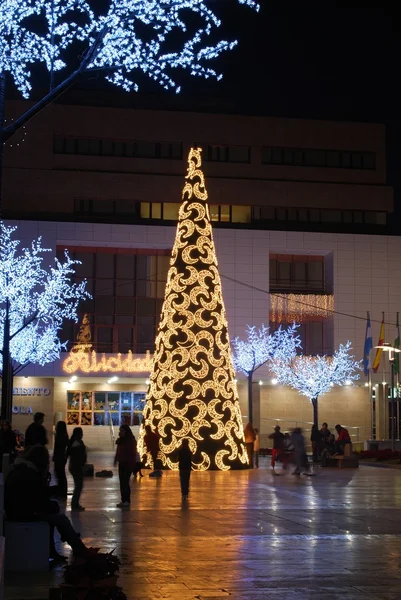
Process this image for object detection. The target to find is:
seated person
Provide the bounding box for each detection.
[333,424,351,455]
[5,445,88,561]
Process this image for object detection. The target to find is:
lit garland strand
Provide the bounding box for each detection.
[0,223,90,372]
[0,0,259,99]
[270,294,334,323]
[232,324,301,377]
[270,341,362,402]
[138,148,248,471]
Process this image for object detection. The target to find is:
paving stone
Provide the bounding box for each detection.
[5,456,401,599]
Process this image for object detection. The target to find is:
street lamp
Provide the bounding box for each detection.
[375,342,401,450]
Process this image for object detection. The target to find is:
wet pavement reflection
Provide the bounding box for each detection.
[6,455,401,599]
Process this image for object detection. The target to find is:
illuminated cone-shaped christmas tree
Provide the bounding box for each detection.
[139,148,248,471]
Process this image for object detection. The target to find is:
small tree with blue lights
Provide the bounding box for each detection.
[0,223,90,421]
[232,324,301,423]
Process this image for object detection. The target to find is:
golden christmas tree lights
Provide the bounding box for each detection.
[138,148,248,470]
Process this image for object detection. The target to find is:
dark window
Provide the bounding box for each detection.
[227,145,250,163]
[54,136,65,153]
[272,148,283,164]
[135,141,156,158]
[283,149,294,165]
[159,141,182,159]
[326,151,340,167]
[59,249,170,355]
[261,147,272,164]
[351,152,363,169]
[261,146,376,170]
[363,153,375,169]
[206,145,249,163]
[341,152,351,168]
[269,254,325,293]
[65,138,76,154]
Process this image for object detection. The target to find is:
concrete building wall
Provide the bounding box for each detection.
[3,102,392,217]
[8,218,401,445]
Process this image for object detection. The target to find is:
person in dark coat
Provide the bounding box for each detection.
[114,425,137,508]
[66,427,87,511]
[268,425,286,471]
[178,438,193,500]
[25,412,48,447]
[4,445,87,561]
[53,421,69,498]
[0,420,17,467]
[143,424,162,477]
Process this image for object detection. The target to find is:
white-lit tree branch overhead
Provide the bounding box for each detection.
[0,223,90,421]
[0,0,259,99]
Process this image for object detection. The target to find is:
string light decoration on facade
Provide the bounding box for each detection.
[138,148,248,471]
[62,313,153,374]
[269,341,361,428]
[1,0,259,99]
[0,223,89,421]
[270,294,334,323]
[231,323,301,422]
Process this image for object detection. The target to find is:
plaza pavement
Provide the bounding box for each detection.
[5,453,401,599]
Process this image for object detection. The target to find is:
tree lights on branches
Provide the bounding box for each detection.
[269,341,362,428]
[231,323,301,422]
[0,0,259,99]
[138,148,248,471]
[0,222,90,421]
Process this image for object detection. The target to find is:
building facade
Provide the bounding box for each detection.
[3,99,398,449]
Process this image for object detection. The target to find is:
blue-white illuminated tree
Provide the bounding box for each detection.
[0,0,259,191]
[269,341,362,429]
[0,223,90,421]
[232,324,301,423]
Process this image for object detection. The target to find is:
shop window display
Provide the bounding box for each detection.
[67,391,146,426]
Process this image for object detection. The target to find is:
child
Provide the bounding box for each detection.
[66,427,87,511]
[178,439,192,500]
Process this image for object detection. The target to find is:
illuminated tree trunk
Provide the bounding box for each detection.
[247,372,254,424]
[138,148,248,470]
[1,301,14,422]
[311,397,318,430]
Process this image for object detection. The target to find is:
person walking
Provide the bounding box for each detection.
[143,424,162,477]
[178,438,193,500]
[268,425,285,472]
[244,422,256,467]
[53,421,69,498]
[290,427,311,476]
[66,427,87,511]
[253,428,260,468]
[25,412,48,447]
[114,424,137,508]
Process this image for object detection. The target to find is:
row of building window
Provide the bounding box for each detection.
[74,200,387,227]
[261,147,375,170]
[55,136,375,170]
